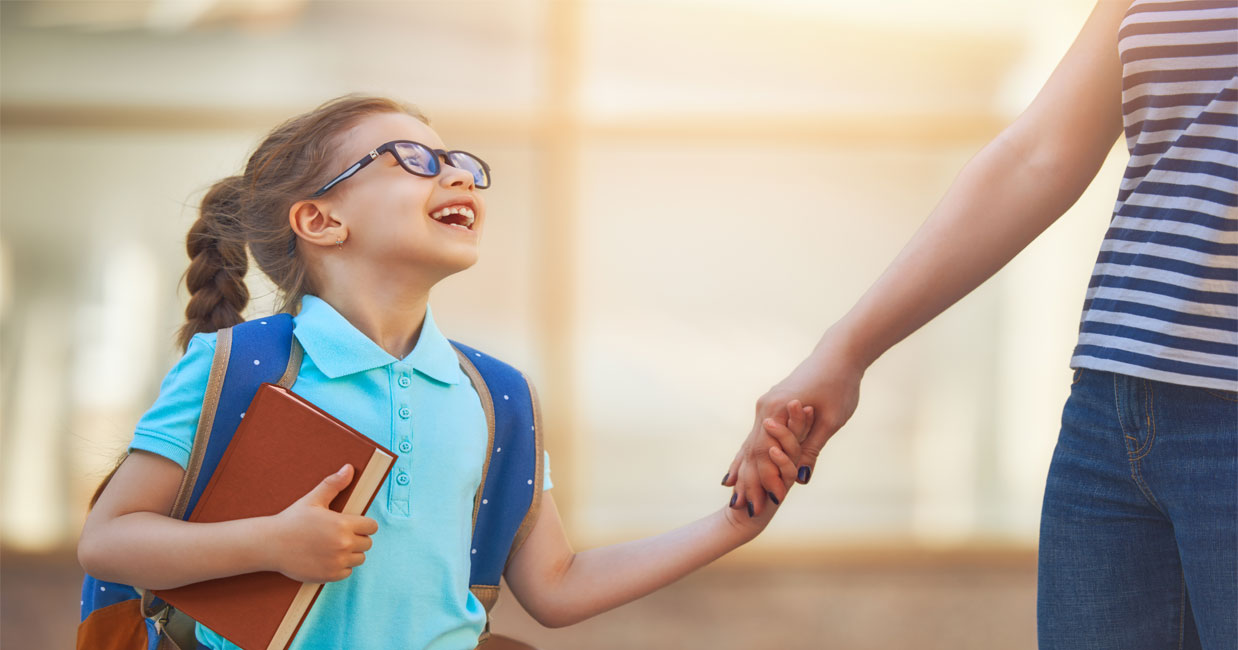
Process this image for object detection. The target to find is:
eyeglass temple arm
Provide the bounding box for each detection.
[309,151,379,198]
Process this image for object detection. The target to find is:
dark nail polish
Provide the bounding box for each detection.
[746,502,755,518]
[767,491,780,505]
[797,466,811,483]
[730,493,737,508]
[721,472,729,485]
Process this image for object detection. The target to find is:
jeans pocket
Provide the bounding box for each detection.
[1202,387,1238,402]
[1072,367,1086,385]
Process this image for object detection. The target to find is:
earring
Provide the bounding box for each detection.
[335,238,344,249]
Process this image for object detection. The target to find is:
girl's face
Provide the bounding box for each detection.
[321,111,486,282]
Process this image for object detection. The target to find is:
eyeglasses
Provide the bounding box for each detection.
[310,140,491,198]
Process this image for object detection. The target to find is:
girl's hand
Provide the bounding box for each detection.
[724,333,865,516]
[722,445,803,537]
[265,464,379,584]
[723,401,813,535]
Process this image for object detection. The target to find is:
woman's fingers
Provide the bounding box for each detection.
[796,413,834,484]
[723,454,741,487]
[753,457,787,514]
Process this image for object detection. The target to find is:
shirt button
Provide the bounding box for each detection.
[398,407,411,419]
[399,441,412,453]
[396,473,410,485]
[398,376,412,388]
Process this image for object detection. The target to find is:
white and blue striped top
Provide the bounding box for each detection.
[1071,0,1238,391]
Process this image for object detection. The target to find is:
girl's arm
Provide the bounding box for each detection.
[504,406,808,628]
[727,0,1132,512]
[77,450,377,590]
[503,494,768,628]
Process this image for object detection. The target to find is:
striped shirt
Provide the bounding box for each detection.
[1071,0,1238,391]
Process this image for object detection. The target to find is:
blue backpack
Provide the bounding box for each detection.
[79,314,544,650]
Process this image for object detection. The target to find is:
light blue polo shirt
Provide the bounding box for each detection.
[129,295,551,650]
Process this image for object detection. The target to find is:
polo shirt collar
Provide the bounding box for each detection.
[293,295,463,384]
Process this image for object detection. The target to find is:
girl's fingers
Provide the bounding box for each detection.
[762,418,801,460]
[786,400,807,440]
[769,446,798,489]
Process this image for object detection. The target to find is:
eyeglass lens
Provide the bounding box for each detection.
[393,142,490,188]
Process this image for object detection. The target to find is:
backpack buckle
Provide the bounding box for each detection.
[152,604,171,633]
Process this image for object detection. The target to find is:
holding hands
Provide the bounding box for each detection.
[724,334,868,517]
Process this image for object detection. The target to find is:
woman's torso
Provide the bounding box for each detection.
[1071,0,1238,391]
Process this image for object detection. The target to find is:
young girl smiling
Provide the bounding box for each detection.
[77,95,811,650]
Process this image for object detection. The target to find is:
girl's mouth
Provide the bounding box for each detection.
[429,204,476,231]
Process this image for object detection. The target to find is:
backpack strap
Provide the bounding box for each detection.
[452,342,544,635]
[140,314,300,620]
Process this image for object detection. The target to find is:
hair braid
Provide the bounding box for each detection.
[177,176,250,350]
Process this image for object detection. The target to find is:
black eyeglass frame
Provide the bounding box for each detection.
[309,140,491,198]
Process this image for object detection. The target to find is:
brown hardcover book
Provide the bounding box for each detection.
[154,383,395,650]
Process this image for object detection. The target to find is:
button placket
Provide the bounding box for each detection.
[390,367,416,515]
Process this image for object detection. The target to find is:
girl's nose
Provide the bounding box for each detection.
[439,164,475,190]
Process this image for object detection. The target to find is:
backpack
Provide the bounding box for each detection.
[78,313,544,650]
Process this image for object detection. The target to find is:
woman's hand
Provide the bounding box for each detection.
[724,331,866,516]
[721,401,813,534]
[265,464,379,584]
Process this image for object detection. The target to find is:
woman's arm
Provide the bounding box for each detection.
[77,450,377,590]
[506,407,807,627]
[727,0,1132,513]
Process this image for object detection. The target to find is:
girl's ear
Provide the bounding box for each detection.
[289,200,348,250]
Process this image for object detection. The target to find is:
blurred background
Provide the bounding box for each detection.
[1,0,1126,647]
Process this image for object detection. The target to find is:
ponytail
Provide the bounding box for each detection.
[177,176,250,350]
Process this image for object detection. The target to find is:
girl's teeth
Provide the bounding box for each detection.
[431,206,475,220]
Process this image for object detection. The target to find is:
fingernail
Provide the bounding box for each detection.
[730,493,737,508]
[797,466,811,483]
[767,491,780,505]
[746,502,755,518]
[721,472,729,485]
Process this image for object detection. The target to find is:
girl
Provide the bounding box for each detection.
[77,95,812,650]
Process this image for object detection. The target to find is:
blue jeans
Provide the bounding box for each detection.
[1038,368,1237,649]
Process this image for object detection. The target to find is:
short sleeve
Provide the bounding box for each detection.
[542,450,553,491]
[128,333,217,470]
